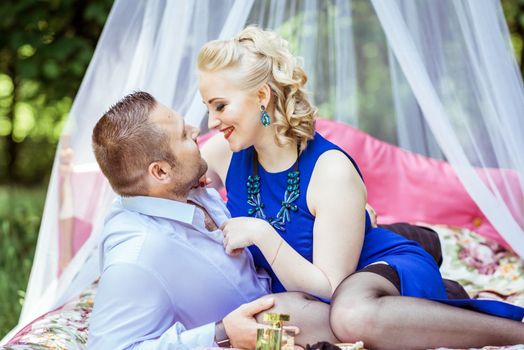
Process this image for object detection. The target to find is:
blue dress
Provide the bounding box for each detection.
[226,132,524,321]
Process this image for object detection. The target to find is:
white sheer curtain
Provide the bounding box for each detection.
[10,0,248,338]
[372,0,524,255]
[3,0,523,343]
[186,0,359,128]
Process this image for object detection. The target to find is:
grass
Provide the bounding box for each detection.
[0,185,47,339]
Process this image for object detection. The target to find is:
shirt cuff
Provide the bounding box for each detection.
[177,322,216,349]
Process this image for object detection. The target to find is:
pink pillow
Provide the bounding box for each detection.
[315,118,521,249]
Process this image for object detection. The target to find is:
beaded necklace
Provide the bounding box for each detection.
[246,147,300,231]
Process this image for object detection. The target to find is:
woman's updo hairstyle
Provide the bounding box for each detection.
[197,26,316,152]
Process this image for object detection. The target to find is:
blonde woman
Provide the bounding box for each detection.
[198,27,524,349]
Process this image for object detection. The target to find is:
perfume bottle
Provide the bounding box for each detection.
[256,313,295,350]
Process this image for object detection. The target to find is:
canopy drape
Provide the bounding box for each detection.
[3,0,522,343]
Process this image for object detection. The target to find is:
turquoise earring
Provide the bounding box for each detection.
[260,105,271,127]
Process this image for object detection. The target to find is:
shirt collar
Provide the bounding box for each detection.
[121,195,196,224]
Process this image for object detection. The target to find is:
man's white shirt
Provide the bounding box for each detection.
[87,188,270,349]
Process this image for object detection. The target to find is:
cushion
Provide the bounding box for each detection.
[1,284,95,349]
[314,119,523,249]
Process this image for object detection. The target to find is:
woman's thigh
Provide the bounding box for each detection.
[332,269,400,312]
[333,269,400,302]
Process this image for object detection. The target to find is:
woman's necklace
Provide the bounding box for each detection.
[246,146,300,231]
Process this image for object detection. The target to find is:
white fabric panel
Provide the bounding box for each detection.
[12,0,245,338]
[3,0,524,344]
[371,0,524,256]
[333,0,357,123]
[186,0,256,127]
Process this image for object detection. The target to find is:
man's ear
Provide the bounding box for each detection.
[257,84,272,108]
[148,161,172,184]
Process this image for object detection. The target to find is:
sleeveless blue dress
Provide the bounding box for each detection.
[226,132,524,321]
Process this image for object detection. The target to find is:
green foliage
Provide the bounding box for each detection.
[0,0,113,184]
[273,0,524,146]
[0,185,46,338]
[502,0,524,73]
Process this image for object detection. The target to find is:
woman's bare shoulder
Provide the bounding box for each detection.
[314,149,363,183]
[307,149,367,215]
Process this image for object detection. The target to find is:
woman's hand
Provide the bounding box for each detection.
[221,217,273,256]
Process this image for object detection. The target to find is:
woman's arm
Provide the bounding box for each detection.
[222,217,335,299]
[222,150,367,300]
[200,132,232,188]
[308,149,367,293]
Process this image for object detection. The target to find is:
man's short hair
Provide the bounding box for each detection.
[92,91,176,196]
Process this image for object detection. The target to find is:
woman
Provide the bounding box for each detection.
[198,26,524,349]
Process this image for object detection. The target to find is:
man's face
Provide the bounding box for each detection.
[149,103,208,194]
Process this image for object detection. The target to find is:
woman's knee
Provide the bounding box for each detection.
[330,295,378,342]
[330,273,397,342]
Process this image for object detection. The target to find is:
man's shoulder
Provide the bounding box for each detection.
[102,199,151,242]
[105,197,147,225]
[99,198,160,270]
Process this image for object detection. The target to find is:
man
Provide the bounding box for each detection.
[87,91,335,349]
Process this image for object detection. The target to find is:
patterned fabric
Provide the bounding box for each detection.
[434,225,524,308]
[2,226,524,350]
[2,285,95,350]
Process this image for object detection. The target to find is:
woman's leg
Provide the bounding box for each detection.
[256,292,339,347]
[330,271,524,350]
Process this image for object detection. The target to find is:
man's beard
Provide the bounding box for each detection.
[192,160,208,187]
[169,159,208,198]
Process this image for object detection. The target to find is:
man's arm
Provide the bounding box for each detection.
[88,263,215,349]
[88,263,277,350]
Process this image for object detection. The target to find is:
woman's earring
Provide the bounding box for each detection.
[260,105,271,127]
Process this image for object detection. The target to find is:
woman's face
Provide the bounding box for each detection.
[198,69,266,152]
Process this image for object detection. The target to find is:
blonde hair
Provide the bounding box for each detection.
[197,26,316,152]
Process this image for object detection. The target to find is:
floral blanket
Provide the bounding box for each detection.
[1,287,94,350]
[2,225,523,350]
[434,225,524,308]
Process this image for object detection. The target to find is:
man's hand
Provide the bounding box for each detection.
[222,297,300,349]
[223,297,274,349]
[365,203,378,228]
